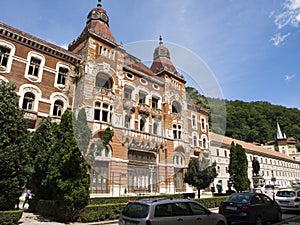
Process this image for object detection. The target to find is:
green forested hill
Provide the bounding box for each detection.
[186,87,300,144]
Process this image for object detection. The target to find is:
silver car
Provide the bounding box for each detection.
[275,188,300,211]
[119,198,227,225]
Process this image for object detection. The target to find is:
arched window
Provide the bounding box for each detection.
[202,137,207,149]
[172,101,181,114]
[95,72,113,90]
[53,100,63,117]
[174,154,184,167]
[22,92,35,111]
[193,134,198,147]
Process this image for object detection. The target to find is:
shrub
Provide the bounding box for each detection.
[77,203,127,222]
[0,210,23,225]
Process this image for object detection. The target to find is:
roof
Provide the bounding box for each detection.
[0,22,80,64]
[210,132,298,162]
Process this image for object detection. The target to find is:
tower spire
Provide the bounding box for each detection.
[159,35,163,45]
[97,0,102,7]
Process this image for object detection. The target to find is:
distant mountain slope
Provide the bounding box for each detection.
[186,87,300,144]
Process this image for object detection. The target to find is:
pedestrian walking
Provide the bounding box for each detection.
[22,188,31,208]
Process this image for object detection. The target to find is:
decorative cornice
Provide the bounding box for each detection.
[0,22,81,65]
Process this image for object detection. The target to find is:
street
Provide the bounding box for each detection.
[19,207,300,225]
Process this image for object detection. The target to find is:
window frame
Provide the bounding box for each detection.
[25,52,45,82]
[0,40,15,73]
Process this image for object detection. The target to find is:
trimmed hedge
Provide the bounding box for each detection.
[77,203,127,222]
[89,193,188,205]
[0,210,23,225]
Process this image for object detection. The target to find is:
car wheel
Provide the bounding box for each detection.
[216,221,225,225]
[276,211,282,222]
[255,216,262,225]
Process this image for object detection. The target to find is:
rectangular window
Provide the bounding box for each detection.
[94,109,100,120]
[152,97,159,109]
[124,87,132,99]
[28,57,41,76]
[57,67,68,85]
[192,115,196,128]
[139,93,146,104]
[0,46,10,67]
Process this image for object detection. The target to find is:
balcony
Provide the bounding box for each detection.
[122,129,164,152]
[24,110,37,121]
[123,99,136,112]
[152,108,162,118]
[24,110,37,129]
[138,103,150,116]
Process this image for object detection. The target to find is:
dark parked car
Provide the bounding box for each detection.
[219,192,282,225]
[119,198,227,225]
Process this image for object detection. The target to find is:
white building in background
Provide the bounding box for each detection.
[210,132,300,192]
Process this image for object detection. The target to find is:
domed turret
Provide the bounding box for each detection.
[150,36,178,75]
[153,36,170,59]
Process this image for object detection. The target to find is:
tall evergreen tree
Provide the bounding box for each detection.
[184,158,217,198]
[228,142,250,192]
[29,117,57,200]
[47,110,90,221]
[0,82,31,210]
[73,108,91,156]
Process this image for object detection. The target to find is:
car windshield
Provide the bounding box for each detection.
[227,194,251,203]
[122,202,150,218]
[276,191,295,197]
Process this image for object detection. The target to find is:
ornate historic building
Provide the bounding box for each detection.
[1,1,299,196]
[0,2,209,196]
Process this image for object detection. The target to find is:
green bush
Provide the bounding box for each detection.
[194,196,228,208]
[77,203,127,222]
[0,210,23,225]
[35,200,55,217]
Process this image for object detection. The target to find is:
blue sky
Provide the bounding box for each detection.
[1,0,300,109]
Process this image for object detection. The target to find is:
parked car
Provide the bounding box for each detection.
[219,192,282,225]
[119,198,227,225]
[275,188,300,211]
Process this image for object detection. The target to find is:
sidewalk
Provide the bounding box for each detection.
[19,210,118,225]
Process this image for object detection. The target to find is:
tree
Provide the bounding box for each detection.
[184,157,217,198]
[0,82,31,210]
[29,117,58,201]
[228,142,250,192]
[47,111,90,221]
[73,108,92,164]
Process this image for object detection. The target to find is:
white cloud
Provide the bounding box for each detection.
[285,74,295,81]
[286,0,300,10]
[274,0,300,29]
[270,32,291,46]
